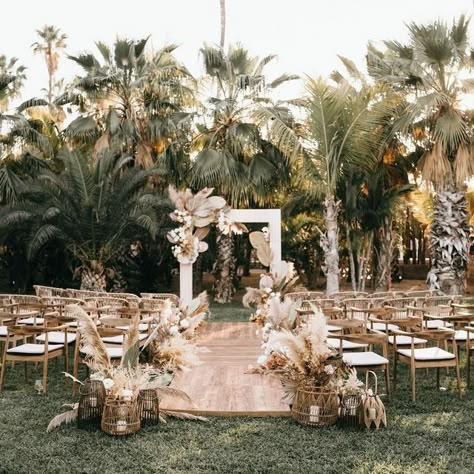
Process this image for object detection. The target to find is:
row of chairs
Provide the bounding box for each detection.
[0,290,181,393]
[295,292,473,401]
[33,285,180,306]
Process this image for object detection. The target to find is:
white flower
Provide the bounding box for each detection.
[169,325,179,335]
[264,287,272,294]
[257,355,267,365]
[179,319,190,329]
[103,378,114,390]
[324,364,335,375]
[163,308,173,320]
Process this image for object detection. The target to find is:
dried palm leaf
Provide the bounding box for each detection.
[243,287,264,308]
[46,404,78,432]
[161,410,208,422]
[66,304,110,371]
[156,386,196,406]
[121,315,140,368]
[455,144,474,188]
[419,142,452,188]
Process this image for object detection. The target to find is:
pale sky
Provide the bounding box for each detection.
[1,0,474,103]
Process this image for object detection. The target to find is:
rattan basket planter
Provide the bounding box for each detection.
[138,389,160,424]
[338,394,363,429]
[77,379,106,429]
[101,397,141,436]
[291,385,339,427]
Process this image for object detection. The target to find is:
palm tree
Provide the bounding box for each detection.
[368,15,474,294]
[32,25,67,106]
[0,56,26,111]
[62,39,196,175]
[304,72,399,295]
[192,44,300,302]
[0,150,168,290]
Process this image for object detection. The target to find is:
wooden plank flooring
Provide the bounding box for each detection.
[160,322,290,417]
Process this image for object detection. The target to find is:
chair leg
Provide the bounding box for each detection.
[393,355,398,391]
[467,349,471,388]
[42,360,48,395]
[0,356,6,392]
[456,361,462,400]
[385,366,390,401]
[410,361,416,402]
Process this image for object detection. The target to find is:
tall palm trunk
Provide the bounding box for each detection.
[80,261,106,291]
[375,217,393,291]
[219,0,226,49]
[323,195,340,295]
[213,232,236,303]
[427,191,469,295]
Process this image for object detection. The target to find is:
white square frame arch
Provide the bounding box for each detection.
[180,209,282,305]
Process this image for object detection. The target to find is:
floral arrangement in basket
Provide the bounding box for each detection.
[167,187,246,264]
[160,291,209,339]
[47,305,206,432]
[252,310,349,402]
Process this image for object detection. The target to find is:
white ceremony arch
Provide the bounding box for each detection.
[179,209,282,305]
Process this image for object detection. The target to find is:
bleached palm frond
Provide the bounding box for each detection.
[181,312,206,338]
[46,404,78,432]
[160,410,208,422]
[66,304,110,371]
[121,315,140,368]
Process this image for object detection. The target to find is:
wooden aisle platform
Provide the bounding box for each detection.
[161,322,291,417]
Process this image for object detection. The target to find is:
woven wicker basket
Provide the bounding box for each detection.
[138,389,160,424]
[77,379,106,429]
[101,397,141,436]
[291,385,339,427]
[338,394,363,428]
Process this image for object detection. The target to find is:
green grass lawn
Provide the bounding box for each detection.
[1,305,474,474]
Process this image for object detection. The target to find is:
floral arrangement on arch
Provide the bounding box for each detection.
[167,187,247,264]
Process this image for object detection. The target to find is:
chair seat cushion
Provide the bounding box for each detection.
[327,338,368,350]
[343,351,389,366]
[80,347,123,359]
[36,332,77,344]
[446,330,470,341]
[101,334,148,345]
[371,323,400,332]
[388,335,427,346]
[424,320,453,329]
[7,343,64,355]
[116,323,150,332]
[106,347,123,359]
[397,347,455,361]
[0,326,8,337]
[17,317,45,326]
[326,324,341,332]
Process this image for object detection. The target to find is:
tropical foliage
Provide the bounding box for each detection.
[0,15,473,297]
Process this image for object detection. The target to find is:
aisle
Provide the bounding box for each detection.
[161,322,290,416]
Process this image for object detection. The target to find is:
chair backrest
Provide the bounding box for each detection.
[422,295,456,308]
[41,296,85,306]
[68,289,106,299]
[84,297,129,309]
[331,330,388,353]
[33,285,70,297]
[405,289,444,298]
[344,298,371,320]
[285,291,324,302]
[108,293,140,308]
[383,297,418,319]
[300,298,335,311]
[10,295,41,306]
[140,293,180,306]
[139,298,166,312]
[329,291,369,302]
